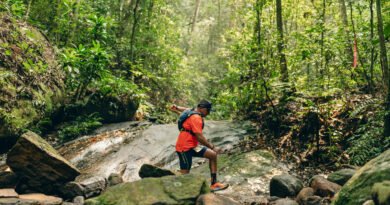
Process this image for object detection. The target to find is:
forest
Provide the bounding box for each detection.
[0,0,389,204]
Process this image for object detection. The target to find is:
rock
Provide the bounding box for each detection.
[310,175,341,197]
[62,202,76,205]
[333,150,390,205]
[61,174,106,199]
[0,13,65,153]
[19,193,63,205]
[196,193,240,205]
[138,164,175,178]
[6,131,80,195]
[240,196,268,205]
[295,187,314,204]
[73,196,85,205]
[84,92,139,123]
[107,173,123,186]
[270,174,304,198]
[327,169,355,186]
[270,198,299,205]
[268,196,280,202]
[76,174,106,198]
[0,193,65,205]
[0,198,37,205]
[61,182,84,199]
[304,196,322,205]
[85,174,209,205]
[372,181,390,205]
[0,189,18,198]
[0,170,18,188]
[191,149,287,202]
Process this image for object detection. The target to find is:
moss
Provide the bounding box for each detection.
[0,13,65,149]
[333,150,390,205]
[86,174,209,205]
[372,181,390,205]
[192,149,276,179]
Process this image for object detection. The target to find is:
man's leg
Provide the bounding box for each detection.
[202,148,229,191]
[203,149,217,184]
[177,151,193,174]
[179,169,190,174]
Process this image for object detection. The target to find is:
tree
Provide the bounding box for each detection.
[375,0,390,136]
[339,0,353,69]
[276,0,288,83]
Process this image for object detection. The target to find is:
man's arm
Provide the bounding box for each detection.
[169,104,190,114]
[194,133,222,153]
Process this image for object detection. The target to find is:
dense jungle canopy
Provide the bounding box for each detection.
[0,0,389,166]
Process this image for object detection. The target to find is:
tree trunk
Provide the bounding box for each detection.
[349,2,358,69]
[129,0,141,63]
[276,0,288,83]
[376,0,390,136]
[191,0,201,33]
[320,0,326,82]
[369,0,375,93]
[68,0,81,46]
[25,0,34,20]
[186,0,201,55]
[339,0,354,72]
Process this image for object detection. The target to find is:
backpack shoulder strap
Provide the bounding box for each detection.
[178,109,204,133]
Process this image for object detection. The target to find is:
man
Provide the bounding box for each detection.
[170,100,229,192]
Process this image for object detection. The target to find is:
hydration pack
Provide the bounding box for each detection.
[178,109,204,134]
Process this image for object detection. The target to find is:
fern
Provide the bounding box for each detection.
[349,98,379,118]
[347,110,387,166]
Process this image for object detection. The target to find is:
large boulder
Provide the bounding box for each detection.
[270,174,304,198]
[333,149,390,205]
[138,164,175,178]
[85,174,210,205]
[196,193,240,205]
[0,14,65,153]
[327,169,356,186]
[6,131,80,194]
[372,181,390,205]
[309,175,341,197]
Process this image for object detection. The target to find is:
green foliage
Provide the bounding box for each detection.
[347,107,389,166]
[1,0,25,17]
[62,41,111,100]
[58,113,103,142]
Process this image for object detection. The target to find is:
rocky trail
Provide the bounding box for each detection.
[0,120,389,205]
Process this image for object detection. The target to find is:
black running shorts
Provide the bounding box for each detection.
[177,146,207,170]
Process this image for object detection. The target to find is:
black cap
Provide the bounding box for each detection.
[198,99,212,111]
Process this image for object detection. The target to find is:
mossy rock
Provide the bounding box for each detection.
[332,150,390,205]
[0,13,65,152]
[327,168,356,186]
[85,174,210,205]
[372,181,390,205]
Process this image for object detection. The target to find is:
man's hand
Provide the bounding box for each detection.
[212,146,223,154]
[169,104,178,111]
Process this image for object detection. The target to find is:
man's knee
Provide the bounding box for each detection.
[205,150,217,160]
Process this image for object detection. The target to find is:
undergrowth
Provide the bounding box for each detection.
[346,102,389,166]
[58,113,102,142]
